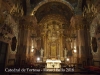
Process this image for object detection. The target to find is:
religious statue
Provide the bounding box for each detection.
[64,48,67,58]
[40,48,44,57]
[47,24,60,42]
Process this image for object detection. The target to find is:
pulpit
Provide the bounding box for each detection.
[46,59,61,68]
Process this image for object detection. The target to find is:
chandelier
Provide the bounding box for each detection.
[83,3,97,25]
[10,2,24,20]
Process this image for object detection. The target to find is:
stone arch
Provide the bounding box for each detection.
[31,0,74,15]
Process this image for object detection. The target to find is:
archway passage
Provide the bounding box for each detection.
[32,1,74,62]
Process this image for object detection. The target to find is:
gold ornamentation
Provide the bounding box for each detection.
[38,14,68,60]
[83,3,98,29]
[10,2,24,20]
[51,44,57,57]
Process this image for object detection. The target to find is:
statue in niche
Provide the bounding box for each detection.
[40,48,44,57]
[64,48,67,58]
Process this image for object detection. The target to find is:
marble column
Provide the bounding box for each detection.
[84,29,93,65]
[78,29,84,62]
[77,29,90,66]
[16,25,29,65]
[26,29,33,61]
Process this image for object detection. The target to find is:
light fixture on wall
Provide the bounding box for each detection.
[37,57,40,62]
[73,49,77,53]
[66,58,70,61]
[31,39,34,52]
[31,48,34,52]
[73,47,77,53]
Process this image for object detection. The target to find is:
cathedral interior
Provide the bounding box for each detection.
[0,0,100,75]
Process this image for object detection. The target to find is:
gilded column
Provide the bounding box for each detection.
[45,35,47,58]
[48,42,50,58]
[43,35,46,61]
[59,40,60,58]
[57,42,59,58]
[46,40,48,58]
[60,36,61,59]
[60,32,63,61]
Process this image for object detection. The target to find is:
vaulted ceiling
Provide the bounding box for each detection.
[30,0,79,22]
[35,2,74,23]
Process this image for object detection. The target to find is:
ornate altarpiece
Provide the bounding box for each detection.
[40,21,64,61]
